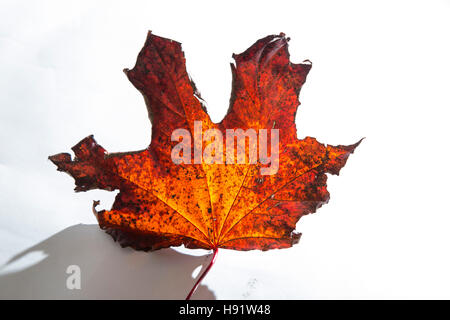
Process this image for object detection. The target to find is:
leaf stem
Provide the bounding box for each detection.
[185,248,218,300]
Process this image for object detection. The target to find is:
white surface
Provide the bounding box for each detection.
[1,0,449,299]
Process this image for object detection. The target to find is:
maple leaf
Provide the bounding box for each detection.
[49,32,360,253]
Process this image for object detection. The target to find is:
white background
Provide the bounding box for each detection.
[1,0,450,299]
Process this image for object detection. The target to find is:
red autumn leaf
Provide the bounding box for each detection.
[49,32,360,254]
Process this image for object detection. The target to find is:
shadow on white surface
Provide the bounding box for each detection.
[0,224,216,299]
